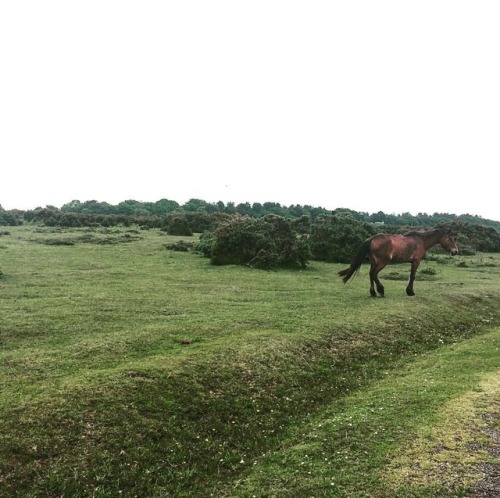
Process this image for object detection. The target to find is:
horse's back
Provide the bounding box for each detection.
[369,233,422,263]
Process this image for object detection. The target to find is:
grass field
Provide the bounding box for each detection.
[0,225,499,497]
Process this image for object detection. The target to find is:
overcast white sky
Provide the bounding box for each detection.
[1,1,499,220]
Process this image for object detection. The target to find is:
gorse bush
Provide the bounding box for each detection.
[166,215,193,236]
[309,214,374,263]
[205,215,310,269]
[194,232,217,258]
[199,214,427,269]
[0,210,20,226]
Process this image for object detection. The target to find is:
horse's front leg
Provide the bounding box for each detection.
[406,260,420,296]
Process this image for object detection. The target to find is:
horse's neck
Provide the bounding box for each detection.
[421,230,441,250]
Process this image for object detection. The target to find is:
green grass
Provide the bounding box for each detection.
[225,326,500,497]
[0,226,499,497]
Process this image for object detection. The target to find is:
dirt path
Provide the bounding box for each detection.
[469,400,500,497]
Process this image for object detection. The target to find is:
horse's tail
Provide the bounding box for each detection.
[338,240,371,283]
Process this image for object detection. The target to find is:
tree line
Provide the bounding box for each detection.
[1,198,500,230]
[2,200,500,268]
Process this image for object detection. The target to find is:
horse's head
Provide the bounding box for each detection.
[439,228,458,256]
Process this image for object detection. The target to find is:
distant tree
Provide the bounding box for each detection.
[236,203,252,216]
[224,202,237,214]
[117,200,150,216]
[288,204,306,218]
[63,200,115,215]
[369,211,386,224]
[252,202,264,216]
[332,207,365,221]
[147,199,179,216]
[308,206,330,221]
[61,200,82,212]
[263,202,285,217]
[183,199,210,212]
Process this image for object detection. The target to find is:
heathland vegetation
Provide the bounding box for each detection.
[0,219,499,496]
[2,200,500,272]
[1,198,500,231]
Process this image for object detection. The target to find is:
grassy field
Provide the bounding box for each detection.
[0,225,499,497]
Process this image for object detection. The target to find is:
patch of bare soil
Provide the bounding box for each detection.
[469,405,500,497]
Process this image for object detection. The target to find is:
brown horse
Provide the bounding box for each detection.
[338,228,458,297]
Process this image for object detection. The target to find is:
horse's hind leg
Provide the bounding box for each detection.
[369,263,386,297]
[375,274,385,297]
[369,279,377,297]
[369,264,377,297]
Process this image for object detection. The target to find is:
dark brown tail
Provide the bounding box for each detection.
[338,240,371,283]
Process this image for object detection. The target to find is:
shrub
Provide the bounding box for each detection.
[165,241,194,252]
[207,215,310,269]
[194,232,217,258]
[166,216,193,236]
[0,210,20,226]
[420,266,437,276]
[309,214,374,263]
[291,215,311,235]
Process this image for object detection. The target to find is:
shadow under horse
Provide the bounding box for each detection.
[338,228,458,297]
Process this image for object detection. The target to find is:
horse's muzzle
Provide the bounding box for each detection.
[450,249,458,256]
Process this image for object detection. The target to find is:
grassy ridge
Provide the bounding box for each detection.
[0,226,499,496]
[225,326,500,497]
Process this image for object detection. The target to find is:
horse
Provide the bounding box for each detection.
[338,228,458,297]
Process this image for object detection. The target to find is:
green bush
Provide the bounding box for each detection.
[165,241,194,252]
[420,266,437,275]
[194,232,217,257]
[309,214,374,263]
[207,215,310,269]
[0,210,20,226]
[165,215,193,236]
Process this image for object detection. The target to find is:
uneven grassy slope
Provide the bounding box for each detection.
[0,226,499,496]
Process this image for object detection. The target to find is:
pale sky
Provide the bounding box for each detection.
[1,2,499,220]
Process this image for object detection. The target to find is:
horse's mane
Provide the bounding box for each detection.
[404,228,444,237]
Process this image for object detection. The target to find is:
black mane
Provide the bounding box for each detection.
[404,228,447,237]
